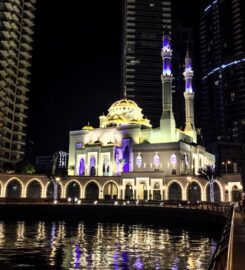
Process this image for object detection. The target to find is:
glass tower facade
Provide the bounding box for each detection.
[200,0,245,174]
[122,0,171,127]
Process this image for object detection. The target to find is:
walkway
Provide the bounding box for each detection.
[232,210,245,270]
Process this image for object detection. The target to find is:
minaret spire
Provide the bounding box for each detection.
[160,30,176,140]
[183,43,196,142]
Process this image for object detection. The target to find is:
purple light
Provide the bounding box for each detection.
[134,258,144,270]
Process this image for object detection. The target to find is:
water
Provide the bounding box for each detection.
[0,221,217,269]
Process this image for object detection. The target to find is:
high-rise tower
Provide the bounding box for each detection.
[200,0,245,175]
[0,0,36,167]
[122,0,171,127]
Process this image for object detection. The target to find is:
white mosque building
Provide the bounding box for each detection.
[0,34,242,202]
[66,34,242,202]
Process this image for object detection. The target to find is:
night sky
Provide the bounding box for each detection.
[27,0,208,158]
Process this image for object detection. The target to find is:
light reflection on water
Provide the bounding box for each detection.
[0,221,217,269]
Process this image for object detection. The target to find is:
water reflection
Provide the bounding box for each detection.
[0,221,217,269]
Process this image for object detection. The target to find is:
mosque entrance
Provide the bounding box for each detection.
[103,182,118,199]
[168,182,182,200]
[85,182,99,199]
[138,183,147,200]
[125,184,133,200]
[153,183,161,200]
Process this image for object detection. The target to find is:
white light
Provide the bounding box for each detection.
[114,201,118,205]
[94,200,98,205]
[67,197,71,202]
[74,197,78,202]
[123,202,126,205]
[127,201,130,204]
[77,200,81,204]
[136,200,139,205]
[53,200,58,204]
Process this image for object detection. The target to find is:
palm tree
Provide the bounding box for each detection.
[198,165,220,203]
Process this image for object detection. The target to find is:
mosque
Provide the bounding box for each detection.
[66,34,242,202]
[0,34,242,202]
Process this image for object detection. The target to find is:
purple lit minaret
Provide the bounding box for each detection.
[183,45,193,93]
[160,31,175,137]
[183,45,196,142]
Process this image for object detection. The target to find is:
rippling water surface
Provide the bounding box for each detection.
[0,221,217,269]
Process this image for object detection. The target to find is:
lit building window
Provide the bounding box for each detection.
[136,153,142,168]
[154,152,160,167]
[170,153,177,165]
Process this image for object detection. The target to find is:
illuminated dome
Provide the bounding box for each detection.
[82,124,94,130]
[99,98,151,128]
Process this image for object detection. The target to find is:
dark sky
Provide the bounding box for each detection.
[27,0,209,158]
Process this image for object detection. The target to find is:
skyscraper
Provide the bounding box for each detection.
[0,0,36,167]
[199,0,245,175]
[122,0,171,127]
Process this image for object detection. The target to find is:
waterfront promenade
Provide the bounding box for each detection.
[233,210,245,270]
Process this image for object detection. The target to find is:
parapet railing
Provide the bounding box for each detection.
[0,198,232,215]
[208,204,234,270]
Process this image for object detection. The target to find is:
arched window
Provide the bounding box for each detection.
[103,157,109,176]
[172,169,176,175]
[79,158,85,176]
[136,153,142,168]
[154,152,160,168]
[89,156,96,176]
[170,153,177,165]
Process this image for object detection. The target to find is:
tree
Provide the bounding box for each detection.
[198,165,220,203]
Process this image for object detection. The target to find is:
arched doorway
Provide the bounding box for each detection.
[137,183,147,200]
[206,182,221,202]
[90,157,96,176]
[85,182,99,199]
[6,179,22,198]
[125,184,133,200]
[231,185,241,202]
[153,183,161,200]
[103,182,118,199]
[168,182,182,201]
[66,181,80,199]
[47,182,61,199]
[79,158,85,176]
[187,182,201,201]
[27,180,42,199]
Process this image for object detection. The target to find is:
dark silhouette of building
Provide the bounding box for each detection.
[199,0,245,179]
[122,0,171,127]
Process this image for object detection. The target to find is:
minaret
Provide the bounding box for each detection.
[183,45,197,143]
[160,32,176,140]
